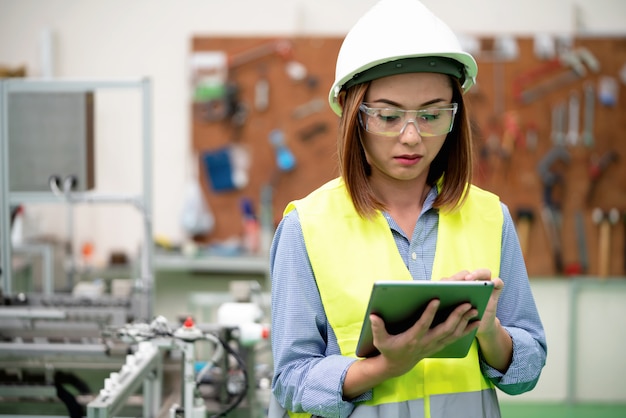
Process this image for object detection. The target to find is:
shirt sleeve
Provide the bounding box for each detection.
[479,203,548,394]
[269,210,366,418]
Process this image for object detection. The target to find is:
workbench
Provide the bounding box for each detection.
[153,253,270,323]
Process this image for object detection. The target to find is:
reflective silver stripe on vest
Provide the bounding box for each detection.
[351,389,499,418]
[350,398,425,417]
[270,389,500,418]
[430,389,501,418]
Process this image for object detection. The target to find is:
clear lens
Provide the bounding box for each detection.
[358,103,458,137]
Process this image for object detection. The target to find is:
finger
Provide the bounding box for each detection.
[441,270,470,281]
[455,309,481,335]
[440,305,479,342]
[463,268,492,281]
[489,277,504,298]
[408,299,441,334]
[370,313,387,337]
[433,303,473,334]
[491,277,504,290]
[369,314,388,354]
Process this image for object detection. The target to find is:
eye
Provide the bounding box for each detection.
[373,108,402,123]
[420,109,441,122]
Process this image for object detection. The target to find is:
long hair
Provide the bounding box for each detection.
[337,77,473,218]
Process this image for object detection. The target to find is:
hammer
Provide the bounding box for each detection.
[592,208,620,278]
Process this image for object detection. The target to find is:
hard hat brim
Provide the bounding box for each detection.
[328,52,477,117]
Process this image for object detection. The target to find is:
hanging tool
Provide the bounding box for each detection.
[513,47,600,104]
[566,90,580,146]
[550,101,567,146]
[298,122,328,142]
[254,65,270,112]
[566,208,590,275]
[500,111,522,175]
[581,82,595,147]
[292,98,325,120]
[598,76,619,107]
[574,210,589,274]
[537,146,571,274]
[228,39,292,69]
[200,39,307,123]
[525,122,539,151]
[592,208,620,278]
[585,150,618,206]
[269,129,296,172]
[228,39,307,82]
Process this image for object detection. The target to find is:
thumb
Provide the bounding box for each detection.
[370,314,388,340]
[491,277,504,297]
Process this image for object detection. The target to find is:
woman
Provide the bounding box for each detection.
[269,1,547,417]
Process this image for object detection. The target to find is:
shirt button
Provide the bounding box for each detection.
[411,252,417,260]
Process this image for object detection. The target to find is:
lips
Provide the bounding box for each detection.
[394,154,422,165]
[396,154,420,160]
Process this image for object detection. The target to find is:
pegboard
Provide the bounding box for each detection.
[467,36,626,278]
[191,36,626,277]
[190,37,342,248]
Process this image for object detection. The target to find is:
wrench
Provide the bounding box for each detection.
[551,101,566,146]
[581,82,595,147]
[566,91,580,146]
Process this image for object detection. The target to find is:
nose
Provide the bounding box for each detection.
[399,119,423,143]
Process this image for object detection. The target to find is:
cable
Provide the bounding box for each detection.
[54,371,90,418]
[195,332,225,385]
[48,175,63,196]
[110,320,250,417]
[207,335,249,418]
[62,175,78,194]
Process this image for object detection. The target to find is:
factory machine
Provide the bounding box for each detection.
[0,290,272,418]
[0,79,272,417]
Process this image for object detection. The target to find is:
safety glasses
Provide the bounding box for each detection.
[358,103,458,137]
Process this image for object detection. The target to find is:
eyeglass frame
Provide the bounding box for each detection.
[358,102,459,138]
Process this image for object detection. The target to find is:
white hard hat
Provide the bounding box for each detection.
[328,0,478,116]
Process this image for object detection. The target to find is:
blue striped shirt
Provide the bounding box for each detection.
[270,187,547,418]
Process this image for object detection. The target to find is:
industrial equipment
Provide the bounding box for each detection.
[0,79,272,417]
[0,301,270,417]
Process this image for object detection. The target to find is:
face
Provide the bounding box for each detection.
[361,72,454,187]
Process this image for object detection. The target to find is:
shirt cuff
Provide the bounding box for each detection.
[304,355,370,418]
[480,326,538,384]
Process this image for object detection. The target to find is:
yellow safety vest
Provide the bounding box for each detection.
[284,178,503,418]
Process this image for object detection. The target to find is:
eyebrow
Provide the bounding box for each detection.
[369,98,449,108]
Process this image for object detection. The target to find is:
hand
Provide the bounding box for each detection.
[369,298,479,378]
[452,268,504,338]
[449,268,511,372]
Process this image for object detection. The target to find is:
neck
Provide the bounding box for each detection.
[370,175,431,213]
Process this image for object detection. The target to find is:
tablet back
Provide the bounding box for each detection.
[355,280,494,358]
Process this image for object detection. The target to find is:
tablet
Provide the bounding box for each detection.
[355,280,494,358]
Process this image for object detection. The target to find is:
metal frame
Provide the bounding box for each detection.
[12,243,54,295]
[0,78,154,320]
[87,341,162,418]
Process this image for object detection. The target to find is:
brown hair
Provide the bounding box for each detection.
[337,77,473,218]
